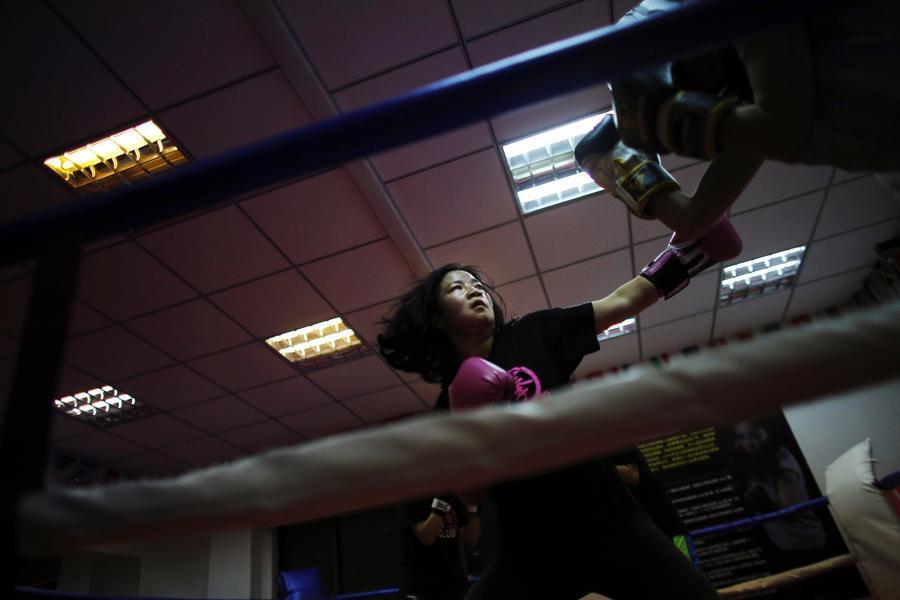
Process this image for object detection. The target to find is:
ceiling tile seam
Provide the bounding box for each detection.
[380,143,496,186]
[796,264,875,288]
[641,308,713,334]
[0,132,31,173]
[177,409,274,438]
[326,42,461,95]
[729,184,831,218]
[457,0,590,45]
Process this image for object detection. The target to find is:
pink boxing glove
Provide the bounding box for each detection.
[640,215,742,299]
[449,357,516,412]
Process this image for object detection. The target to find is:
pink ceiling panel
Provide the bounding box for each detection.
[388,149,518,247]
[300,239,416,312]
[714,291,791,338]
[0,164,74,221]
[125,299,253,361]
[139,206,289,294]
[728,192,824,267]
[426,222,536,286]
[159,436,246,468]
[492,86,612,145]
[640,311,714,359]
[0,276,31,337]
[55,366,106,399]
[188,343,297,392]
[64,326,174,381]
[334,48,492,181]
[451,0,568,38]
[344,301,395,346]
[541,248,633,308]
[814,176,900,240]
[1,2,146,156]
[279,403,363,439]
[241,169,386,265]
[53,0,275,110]
[799,219,900,284]
[76,242,197,321]
[408,379,442,407]
[731,161,832,214]
[209,270,334,338]
[572,332,641,379]
[118,365,225,411]
[306,355,403,400]
[49,413,96,442]
[524,195,629,271]
[68,302,111,337]
[108,451,188,477]
[173,395,268,434]
[0,138,24,170]
[467,1,611,66]
[342,385,425,423]
[107,414,206,449]
[629,210,671,245]
[158,70,312,159]
[238,375,332,417]
[495,276,549,319]
[218,420,304,454]
[279,0,457,89]
[786,267,870,319]
[55,431,144,463]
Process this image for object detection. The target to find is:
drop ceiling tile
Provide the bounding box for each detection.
[108,451,188,477]
[107,414,206,449]
[492,86,612,144]
[53,0,275,110]
[668,161,712,195]
[188,343,297,392]
[218,420,304,454]
[159,436,245,468]
[279,0,457,89]
[452,0,567,38]
[76,242,197,321]
[0,138,24,170]
[241,169,386,265]
[49,413,96,442]
[0,276,31,337]
[814,176,900,240]
[713,291,790,338]
[0,2,145,156]
[661,155,702,172]
[612,0,640,20]
[389,149,518,247]
[306,355,402,400]
[496,276,549,319]
[65,326,174,381]
[542,248,633,308]
[344,301,394,346]
[118,365,225,411]
[139,206,289,294]
[238,375,332,417]
[279,402,363,439]
[799,220,900,284]
[572,331,641,379]
[525,195,629,271]
[158,70,312,159]
[0,163,74,221]
[209,270,334,338]
[343,385,424,423]
[408,379,442,407]
[630,211,671,245]
[334,48,493,181]
[427,222,536,286]
[728,191,824,266]
[301,239,416,312]
[634,271,718,329]
[173,395,268,434]
[55,366,106,399]
[125,299,253,361]
[466,1,611,67]
[731,162,832,214]
[786,268,871,319]
[55,430,144,463]
[68,302,112,337]
[640,311,714,359]
[832,169,867,185]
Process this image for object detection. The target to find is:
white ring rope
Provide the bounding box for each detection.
[717,554,856,597]
[19,301,900,553]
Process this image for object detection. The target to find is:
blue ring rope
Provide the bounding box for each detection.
[689,496,829,537]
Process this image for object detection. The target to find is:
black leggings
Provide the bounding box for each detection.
[465,511,718,600]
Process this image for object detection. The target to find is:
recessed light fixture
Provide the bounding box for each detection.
[43,120,186,192]
[267,317,365,367]
[54,385,154,427]
[502,110,612,214]
[719,246,806,306]
[597,317,637,342]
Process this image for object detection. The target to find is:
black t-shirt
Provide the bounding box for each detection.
[610,447,687,537]
[483,303,641,548]
[399,496,470,594]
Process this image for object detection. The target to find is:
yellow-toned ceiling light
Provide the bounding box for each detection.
[43,120,186,192]
[267,317,363,366]
[53,385,151,428]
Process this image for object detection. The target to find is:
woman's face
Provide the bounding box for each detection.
[437,270,495,335]
[734,422,768,458]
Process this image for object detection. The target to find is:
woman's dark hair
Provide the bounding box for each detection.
[377,263,505,384]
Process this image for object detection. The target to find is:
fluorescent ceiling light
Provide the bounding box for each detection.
[597,317,636,342]
[267,317,363,365]
[719,246,806,306]
[502,110,613,214]
[54,385,149,427]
